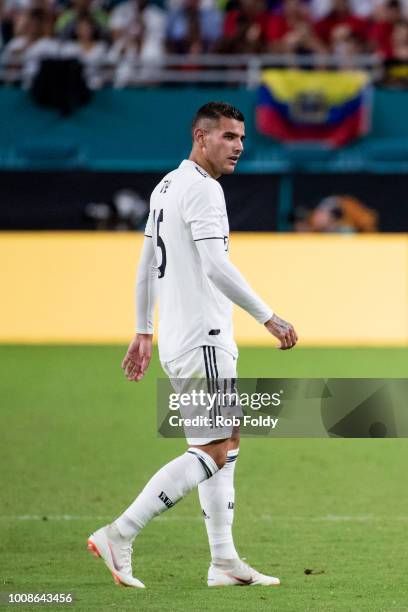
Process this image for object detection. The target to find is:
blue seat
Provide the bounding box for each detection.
[362,138,408,161]
[11,141,86,169]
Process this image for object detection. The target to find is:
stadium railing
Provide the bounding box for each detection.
[0,52,382,88]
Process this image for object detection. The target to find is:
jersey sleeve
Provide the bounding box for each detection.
[196,238,273,324]
[144,211,153,238]
[135,236,158,333]
[182,179,225,241]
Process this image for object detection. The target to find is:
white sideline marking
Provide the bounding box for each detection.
[261,514,408,522]
[0,515,111,521]
[1,514,408,522]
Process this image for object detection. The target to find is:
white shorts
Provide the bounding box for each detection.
[161,346,240,445]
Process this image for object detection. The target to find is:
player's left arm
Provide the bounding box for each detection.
[196,238,298,350]
[122,236,158,381]
[183,179,297,349]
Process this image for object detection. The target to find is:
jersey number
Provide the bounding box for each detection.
[154,208,167,278]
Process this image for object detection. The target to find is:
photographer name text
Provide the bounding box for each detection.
[168,415,279,428]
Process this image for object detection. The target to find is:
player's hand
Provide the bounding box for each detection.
[264,314,298,350]
[121,334,153,381]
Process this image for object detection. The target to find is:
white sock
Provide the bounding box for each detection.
[115,448,218,540]
[198,447,239,562]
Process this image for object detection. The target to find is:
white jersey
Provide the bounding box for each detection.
[145,159,238,363]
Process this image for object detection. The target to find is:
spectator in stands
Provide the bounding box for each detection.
[370,0,404,57]
[108,1,165,86]
[166,0,222,54]
[316,0,369,50]
[56,0,108,40]
[0,0,55,48]
[217,0,270,53]
[0,0,55,47]
[1,7,57,83]
[331,26,366,63]
[61,12,108,87]
[109,0,165,60]
[0,0,18,48]
[314,0,370,50]
[108,20,146,86]
[309,0,376,19]
[388,18,408,58]
[267,0,327,54]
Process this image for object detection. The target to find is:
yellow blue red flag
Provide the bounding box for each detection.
[256,69,372,147]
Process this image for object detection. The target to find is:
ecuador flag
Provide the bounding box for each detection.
[256,69,372,147]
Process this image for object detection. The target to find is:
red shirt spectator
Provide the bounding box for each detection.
[267,0,326,53]
[223,0,270,43]
[267,0,311,42]
[315,0,369,47]
[369,0,403,58]
[388,19,408,60]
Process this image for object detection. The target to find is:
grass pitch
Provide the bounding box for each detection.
[1,346,408,611]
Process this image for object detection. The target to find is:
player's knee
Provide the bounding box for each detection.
[213,449,228,469]
[206,444,228,469]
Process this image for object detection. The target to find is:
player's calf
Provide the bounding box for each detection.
[191,437,231,469]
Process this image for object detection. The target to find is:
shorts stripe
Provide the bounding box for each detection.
[210,348,222,420]
[203,346,210,380]
[210,347,222,420]
[208,346,220,423]
[206,346,215,380]
[211,347,219,378]
[203,347,215,427]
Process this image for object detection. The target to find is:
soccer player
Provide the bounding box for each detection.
[88,101,298,588]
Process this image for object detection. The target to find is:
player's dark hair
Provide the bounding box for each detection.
[192,102,245,129]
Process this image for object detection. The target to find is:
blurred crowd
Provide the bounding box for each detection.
[2,0,408,88]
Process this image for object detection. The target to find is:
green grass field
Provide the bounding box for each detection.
[1,346,408,612]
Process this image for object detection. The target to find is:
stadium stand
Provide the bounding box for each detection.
[2,1,408,230]
[2,0,408,86]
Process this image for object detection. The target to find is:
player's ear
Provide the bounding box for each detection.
[193,127,206,147]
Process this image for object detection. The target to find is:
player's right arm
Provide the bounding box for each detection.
[122,229,158,381]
